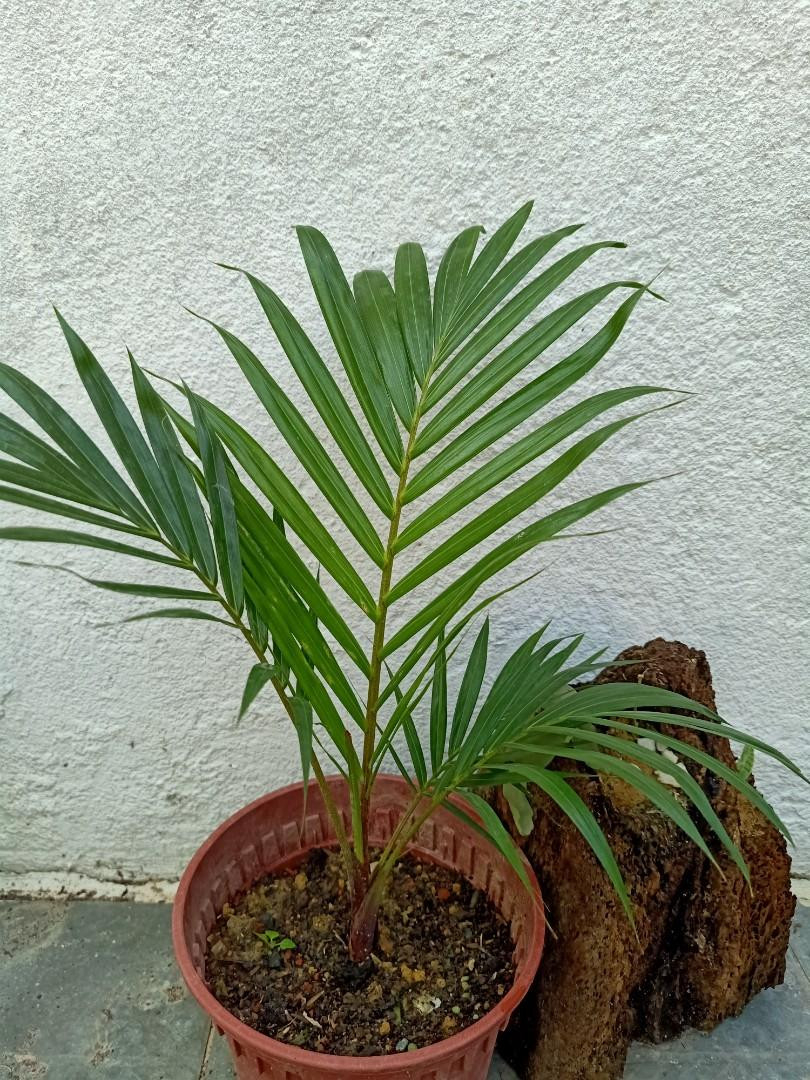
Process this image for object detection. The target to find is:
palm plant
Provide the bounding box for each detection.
[0,203,802,964]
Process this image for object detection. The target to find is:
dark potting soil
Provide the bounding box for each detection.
[205,848,516,1056]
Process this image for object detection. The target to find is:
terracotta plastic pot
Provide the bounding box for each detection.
[173,774,544,1079]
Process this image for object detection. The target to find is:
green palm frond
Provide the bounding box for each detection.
[433,623,805,921]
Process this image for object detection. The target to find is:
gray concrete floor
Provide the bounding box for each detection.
[1,898,808,1079]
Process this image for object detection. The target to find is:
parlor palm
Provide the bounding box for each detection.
[1,202,803,962]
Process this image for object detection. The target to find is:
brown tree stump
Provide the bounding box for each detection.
[497,638,795,1080]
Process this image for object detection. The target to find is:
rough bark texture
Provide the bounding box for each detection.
[497,638,795,1080]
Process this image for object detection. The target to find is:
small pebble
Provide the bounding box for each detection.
[396,1037,409,1052]
[412,993,441,1015]
[294,872,308,892]
[379,1020,391,1036]
[400,963,426,984]
[436,886,450,901]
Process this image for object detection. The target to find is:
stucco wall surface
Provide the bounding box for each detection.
[1,0,808,883]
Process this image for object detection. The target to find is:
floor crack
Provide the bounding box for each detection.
[197,1022,215,1080]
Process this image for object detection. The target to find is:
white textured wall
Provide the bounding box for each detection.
[1,0,808,884]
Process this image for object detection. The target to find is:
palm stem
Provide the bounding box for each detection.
[358,441,413,840]
[359,364,436,854]
[221,595,354,872]
[351,354,444,958]
[347,790,442,961]
[162,540,356,881]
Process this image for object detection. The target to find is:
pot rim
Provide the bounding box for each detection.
[172,774,544,1073]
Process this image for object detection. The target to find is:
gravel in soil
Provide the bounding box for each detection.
[205,848,516,1056]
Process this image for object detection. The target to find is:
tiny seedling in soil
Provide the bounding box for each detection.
[255,929,296,951]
